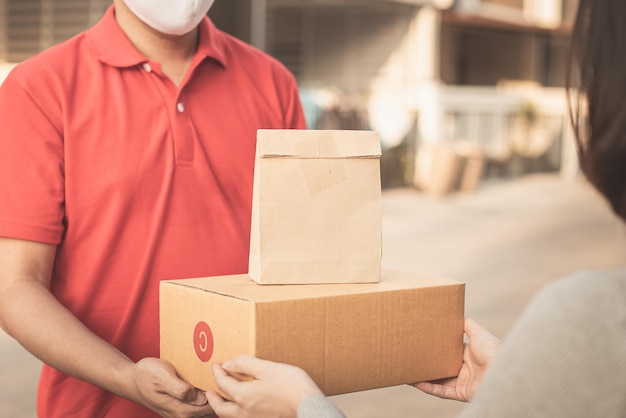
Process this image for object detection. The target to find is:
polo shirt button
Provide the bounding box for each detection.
[142,63,152,73]
[176,102,185,113]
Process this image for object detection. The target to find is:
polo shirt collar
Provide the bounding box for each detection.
[87,6,228,69]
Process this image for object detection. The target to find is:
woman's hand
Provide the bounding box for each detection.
[414,317,501,402]
[206,355,323,418]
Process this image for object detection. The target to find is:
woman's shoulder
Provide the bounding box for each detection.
[461,269,626,417]
[534,268,626,318]
[515,268,626,363]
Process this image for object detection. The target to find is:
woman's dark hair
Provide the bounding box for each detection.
[568,0,626,221]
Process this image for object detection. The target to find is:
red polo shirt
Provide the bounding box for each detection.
[0,6,306,417]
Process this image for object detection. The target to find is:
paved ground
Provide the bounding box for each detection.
[2,173,626,417]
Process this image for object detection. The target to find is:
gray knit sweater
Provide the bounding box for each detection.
[297,270,626,418]
[298,394,345,418]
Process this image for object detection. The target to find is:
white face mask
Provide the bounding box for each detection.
[123,0,215,35]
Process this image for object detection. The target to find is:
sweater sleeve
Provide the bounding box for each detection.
[458,270,626,418]
[298,395,346,418]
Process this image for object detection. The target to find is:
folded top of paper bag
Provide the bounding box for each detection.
[257,129,381,159]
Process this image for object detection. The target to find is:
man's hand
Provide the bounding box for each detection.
[414,317,501,402]
[130,357,215,418]
[206,355,323,418]
[0,237,214,418]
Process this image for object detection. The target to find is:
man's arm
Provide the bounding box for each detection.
[0,237,214,418]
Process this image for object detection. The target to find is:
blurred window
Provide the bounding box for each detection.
[266,2,415,92]
[441,23,571,87]
[2,0,109,63]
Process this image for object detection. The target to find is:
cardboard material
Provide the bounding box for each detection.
[160,271,465,396]
[421,142,485,196]
[248,129,383,285]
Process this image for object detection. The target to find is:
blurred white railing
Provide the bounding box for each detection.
[438,84,576,175]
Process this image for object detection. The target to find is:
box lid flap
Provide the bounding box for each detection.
[257,129,381,158]
[162,271,464,303]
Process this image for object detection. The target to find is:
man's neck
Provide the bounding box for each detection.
[113,1,198,87]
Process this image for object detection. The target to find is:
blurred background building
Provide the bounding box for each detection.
[0,0,579,190]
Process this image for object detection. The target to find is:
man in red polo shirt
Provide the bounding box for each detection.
[0,0,306,416]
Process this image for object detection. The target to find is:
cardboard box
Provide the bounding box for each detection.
[248,129,382,285]
[160,271,465,396]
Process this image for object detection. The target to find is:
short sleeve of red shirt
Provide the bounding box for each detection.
[0,71,65,243]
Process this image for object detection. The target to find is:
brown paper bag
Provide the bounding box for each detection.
[248,129,382,284]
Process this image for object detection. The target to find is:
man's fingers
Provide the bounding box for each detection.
[157,364,208,405]
[189,389,209,406]
[168,380,206,405]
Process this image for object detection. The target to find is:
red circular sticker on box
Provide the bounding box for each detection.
[193,321,214,363]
